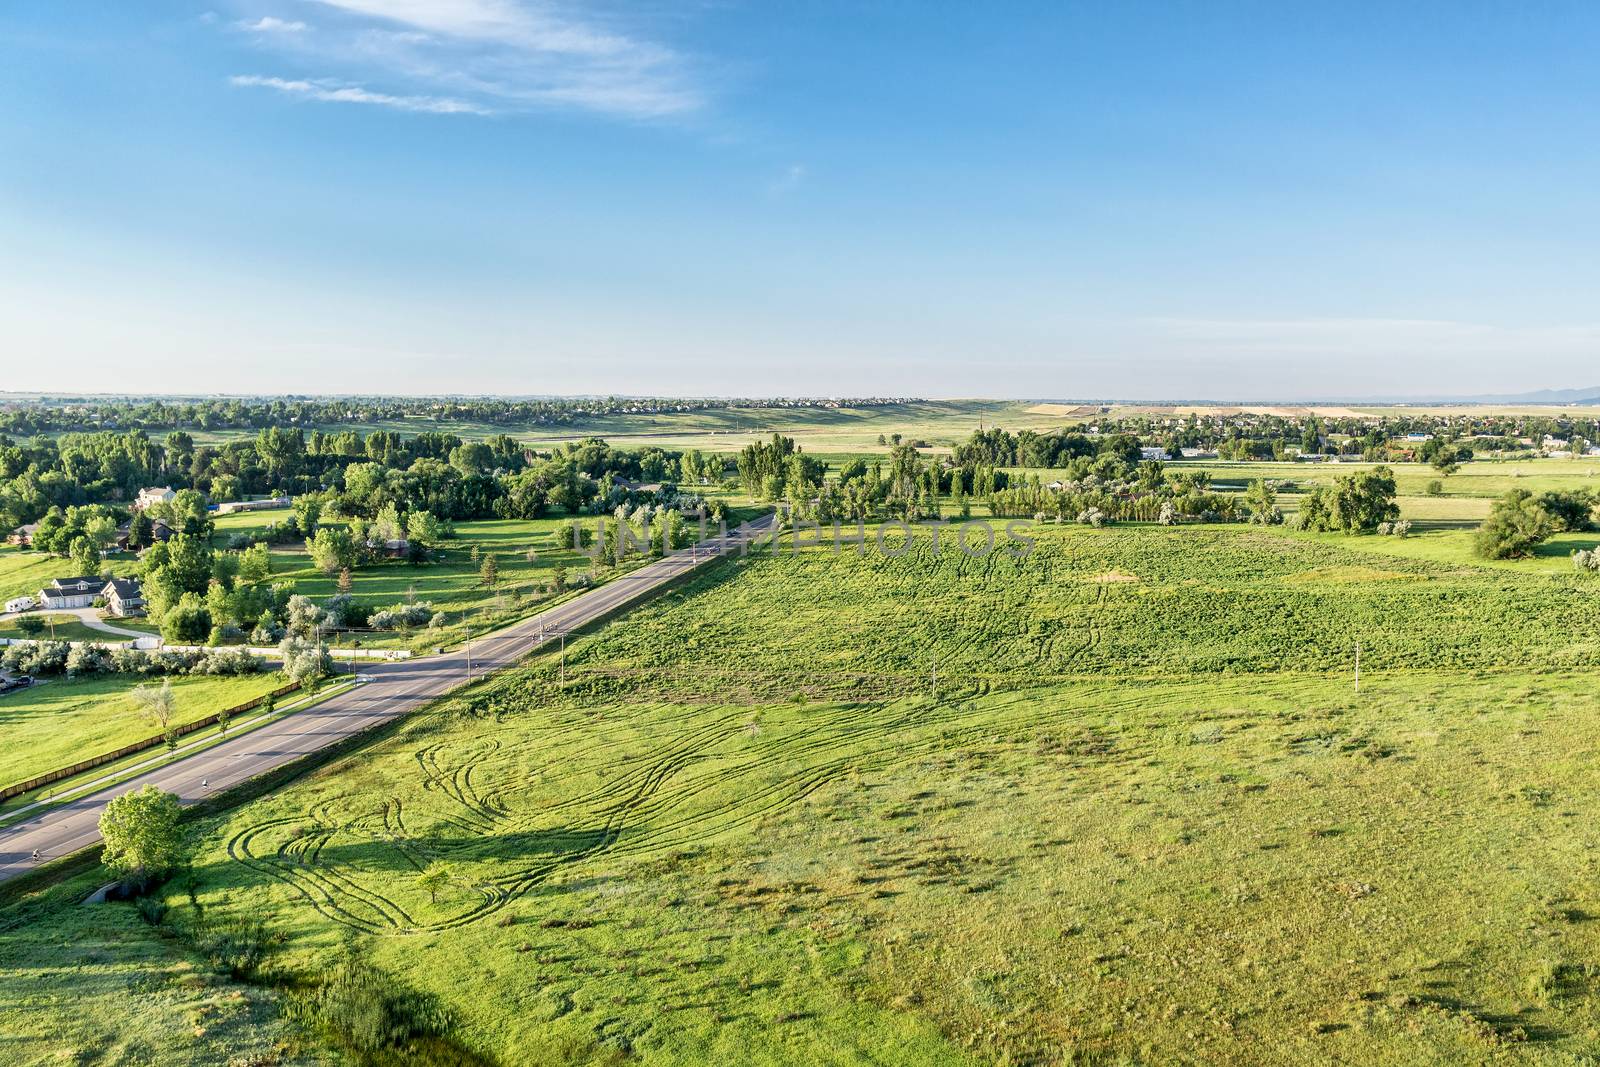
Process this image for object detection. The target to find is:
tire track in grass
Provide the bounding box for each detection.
[227,676,1309,932]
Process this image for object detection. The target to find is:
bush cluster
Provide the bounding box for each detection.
[368,602,438,631]
[0,641,264,678]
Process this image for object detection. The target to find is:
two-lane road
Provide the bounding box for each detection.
[0,513,774,883]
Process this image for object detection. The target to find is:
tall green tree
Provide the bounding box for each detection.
[99,785,184,885]
[1475,489,1556,559]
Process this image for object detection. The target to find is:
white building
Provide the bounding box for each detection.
[101,578,146,618]
[133,486,177,510]
[38,576,103,610]
[3,595,34,614]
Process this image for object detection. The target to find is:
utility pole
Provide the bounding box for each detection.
[560,631,566,686]
[1354,641,1361,694]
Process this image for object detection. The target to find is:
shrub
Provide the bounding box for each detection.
[65,642,114,676]
[194,647,265,676]
[111,647,158,674]
[2,641,69,676]
[369,602,436,631]
[1536,489,1596,532]
[1475,489,1556,559]
[287,954,452,1057]
[1572,548,1600,574]
[192,914,276,979]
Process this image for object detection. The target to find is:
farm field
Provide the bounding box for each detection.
[4,521,1600,1063]
[0,672,284,789]
[1006,457,1600,505]
[554,523,1600,694]
[173,400,1056,455]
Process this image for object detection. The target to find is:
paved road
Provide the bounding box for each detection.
[0,514,774,883]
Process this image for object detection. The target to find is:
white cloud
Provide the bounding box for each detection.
[229,74,489,114]
[238,16,307,32]
[225,1,702,119]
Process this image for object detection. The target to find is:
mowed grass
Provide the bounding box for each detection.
[1161,456,1600,502]
[0,613,118,644]
[180,400,1053,454]
[0,672,284,787]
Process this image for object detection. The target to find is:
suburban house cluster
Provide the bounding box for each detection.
[5,485,295,623]
[4,576,146,619]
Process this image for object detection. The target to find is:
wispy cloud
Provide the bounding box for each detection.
[229,74,488,114]
[224,1,703,119]
[237,16,307,33]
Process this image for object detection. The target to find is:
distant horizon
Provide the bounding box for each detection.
[5,387,1600,408]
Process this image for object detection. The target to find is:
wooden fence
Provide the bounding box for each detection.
[0,681,301,802]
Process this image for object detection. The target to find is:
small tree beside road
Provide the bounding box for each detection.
[99,785,183,888]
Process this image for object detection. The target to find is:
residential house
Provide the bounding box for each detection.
[38,576,105,610]
[101,578,146,618]
[114,518,175,551]
[368,538,411,559]
[7,523,38,547]
[133,486,177,510]
[613,478,665,494]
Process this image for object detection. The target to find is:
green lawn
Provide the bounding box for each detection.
[0,672,285,788]
[0,613,122,644]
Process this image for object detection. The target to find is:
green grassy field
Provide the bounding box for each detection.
[5,520,1600,1064]
[552,523,1600,692]
[0,613,121,644]
[0,673,285,788]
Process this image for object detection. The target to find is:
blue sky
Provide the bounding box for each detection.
[3,1,1599,399]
